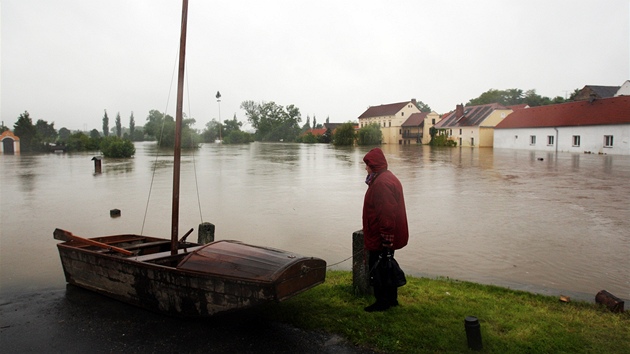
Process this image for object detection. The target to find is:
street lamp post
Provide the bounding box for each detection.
[216,91,222,142]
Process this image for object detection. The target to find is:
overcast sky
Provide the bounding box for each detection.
[2,0,629,132]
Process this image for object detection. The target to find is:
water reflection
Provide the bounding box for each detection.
[1,142,628,302]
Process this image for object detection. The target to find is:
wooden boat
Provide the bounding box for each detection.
[53,0,326,317]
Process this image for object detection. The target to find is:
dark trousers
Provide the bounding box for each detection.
[368,250,398,306]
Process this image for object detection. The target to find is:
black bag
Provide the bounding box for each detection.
[370,250,407,287]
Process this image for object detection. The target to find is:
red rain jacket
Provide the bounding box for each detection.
[362,148,409,251]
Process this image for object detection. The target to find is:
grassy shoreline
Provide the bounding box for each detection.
[258,271,629,353]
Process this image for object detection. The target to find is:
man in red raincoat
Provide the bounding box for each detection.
[362,147,409,312]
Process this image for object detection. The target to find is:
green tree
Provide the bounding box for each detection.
[332,122,356,146]
[142,109,167,139]
[301,132,318,144]
[58,127,71,142]
[202,119,221,142]
[90,129,101,139]
[35,119,57,144]
[357,123,382,146]
[115,112,122,138]
[100,136,135,158]
[66,132,94,151]
[143,110,199,148]
[467,88,573,107]
[102,110,110,137]
[13,111,38,151]
[129,112,135,140]
[240,100,302,142]
[222,114,243,137]
[414,100,432,113]
[223,130,253,144]
[131,126,144,141]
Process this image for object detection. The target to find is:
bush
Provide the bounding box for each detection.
[100,136,135,158]
[301,132,318,144]
[223,130,253,144]
[430,134,457,147]
[357,123,382,145]
[332,122,356,146]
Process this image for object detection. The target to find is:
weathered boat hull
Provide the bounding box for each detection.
[56,236,326,317]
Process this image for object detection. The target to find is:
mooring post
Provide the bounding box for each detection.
[92,156,102,174]
[198,222,215,244]
[465,316,483,350]
[352,229,370,295]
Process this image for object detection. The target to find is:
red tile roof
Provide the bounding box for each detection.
[358,101,410,119]
[495,96,630,129]
[401,112,428,127]
[302,128,327,136]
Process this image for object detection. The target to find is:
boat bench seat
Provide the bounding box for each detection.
[133,246,204,262]
[123,240,172,251]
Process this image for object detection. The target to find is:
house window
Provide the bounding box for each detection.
[547,135,554,146]
[471,137,475,146]
[399,129,402,134]
[383,122,386,127]
[432,119,435,124]
[401,112,405,116]
[572,135,581,147]
[389,121,391,127]
[459,129,462,135]
[530,135,536,145]
[604,135,614,147]
[449,129,452,136]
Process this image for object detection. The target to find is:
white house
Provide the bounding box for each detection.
[494,96,630,155]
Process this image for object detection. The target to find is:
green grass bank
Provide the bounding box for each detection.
[258,271,629,353]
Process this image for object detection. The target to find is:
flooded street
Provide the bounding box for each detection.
[1,142,628,301]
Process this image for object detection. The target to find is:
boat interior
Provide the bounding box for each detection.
[67,234,203,267]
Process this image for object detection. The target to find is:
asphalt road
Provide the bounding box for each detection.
[0,286,377,353]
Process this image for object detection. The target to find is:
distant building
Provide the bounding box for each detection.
[1,130,21,154]
[573,85,621,101]
[357,99,438,144]
[615,80,630,97]
[433,103,513,147]
[400,111,440,145]
[494,96,630,155]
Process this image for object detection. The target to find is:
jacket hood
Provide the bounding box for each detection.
[363,148,388,173]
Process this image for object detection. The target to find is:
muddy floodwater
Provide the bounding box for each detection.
[1,142,628,302]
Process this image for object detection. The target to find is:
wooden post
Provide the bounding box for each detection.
[352,230,370,295]
[596,290,625,313]
[92,156,102,174]
[198,222,215,244]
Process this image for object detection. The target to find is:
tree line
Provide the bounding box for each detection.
[2,86,580,153]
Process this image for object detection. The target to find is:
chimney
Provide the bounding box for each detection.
[456,104,464,119]
[411,98,417,105]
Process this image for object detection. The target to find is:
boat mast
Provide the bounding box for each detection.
[171,0,189,255]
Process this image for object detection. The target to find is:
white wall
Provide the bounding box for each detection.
[494,124,630,155]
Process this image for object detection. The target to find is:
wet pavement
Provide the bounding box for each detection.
[0,286,377,353]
